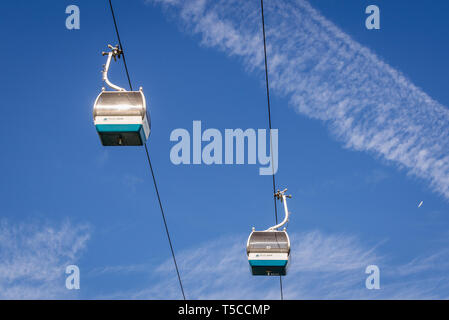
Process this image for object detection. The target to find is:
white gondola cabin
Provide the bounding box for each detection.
[93,45,150,146]
[247,230,290,276]
[247,189,292,276]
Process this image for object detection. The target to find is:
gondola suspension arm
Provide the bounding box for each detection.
[266,189,292,231]
[101,44,126,92]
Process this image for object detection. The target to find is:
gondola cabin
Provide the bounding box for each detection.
[246,230,290,276]
[93,89,150,146]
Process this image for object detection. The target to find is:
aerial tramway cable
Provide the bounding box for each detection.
[260,0,284,300]
[106,0,186,300]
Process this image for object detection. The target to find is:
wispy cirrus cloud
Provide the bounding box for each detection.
[102,231,377,299]
[101,231,449,299]
[147,0,449,199]
[0,219,90,299]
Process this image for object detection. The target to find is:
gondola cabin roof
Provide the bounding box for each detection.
[93,90,147,118]
[246,230,290,254]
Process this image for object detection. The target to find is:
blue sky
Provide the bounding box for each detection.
[0,0,449,299]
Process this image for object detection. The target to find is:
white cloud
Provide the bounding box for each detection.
[0,220,90,299]
[148,0,449,199]
[88,263,149,276]
[105,231,449,299]
[106,231,378,299]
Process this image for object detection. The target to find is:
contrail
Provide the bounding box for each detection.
[149,0,449,199]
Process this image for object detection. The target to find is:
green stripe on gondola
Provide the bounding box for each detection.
[96,124,142,132]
